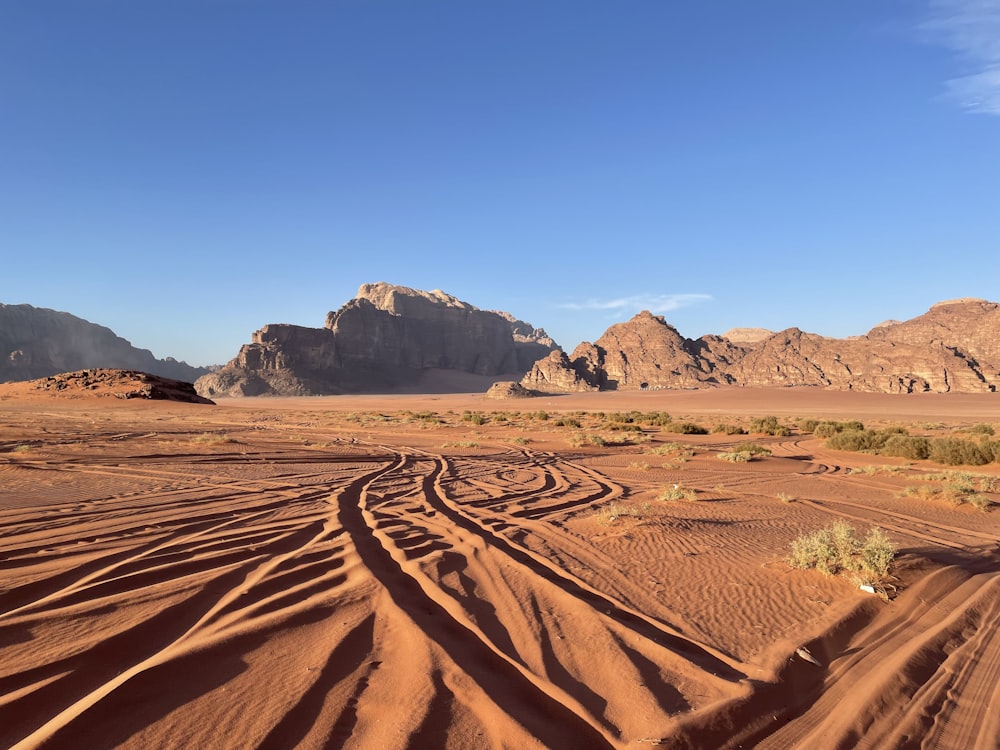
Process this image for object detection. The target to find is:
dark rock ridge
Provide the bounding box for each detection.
[0,303,210,383]
[521,299,1000,394]
[196,283,559,397]
[6,369,215,404]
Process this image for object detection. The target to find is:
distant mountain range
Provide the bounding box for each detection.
[522,298,1000,394]
[0,303,210,384]
[3,292,998,396]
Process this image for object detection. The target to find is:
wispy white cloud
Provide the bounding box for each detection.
[922,0,1000,115]
[558,293,712,316]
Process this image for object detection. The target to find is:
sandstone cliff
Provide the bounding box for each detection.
[521,299,1000,394]
[0,303,210,384]
[197,283,559,397]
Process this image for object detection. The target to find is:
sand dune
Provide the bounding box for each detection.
[1,389,998,748]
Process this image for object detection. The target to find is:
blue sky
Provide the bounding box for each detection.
[2,1,998,367]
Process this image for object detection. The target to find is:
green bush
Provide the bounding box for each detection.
[929,438,992,466]
[732,442,772,457]
[666,422,709,435]
[750,416,791,436]
[713,423,747,435]
[880,434,931,460]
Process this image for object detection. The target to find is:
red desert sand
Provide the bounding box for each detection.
[1,383,998,749]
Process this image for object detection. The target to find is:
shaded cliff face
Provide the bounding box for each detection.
[0,304,209,384]
[196,282,559,397]
[521,299,1000,394]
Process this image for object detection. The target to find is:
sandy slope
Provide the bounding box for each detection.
[1,389,998,749]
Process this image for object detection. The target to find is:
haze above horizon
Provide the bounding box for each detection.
[2,1,998,367]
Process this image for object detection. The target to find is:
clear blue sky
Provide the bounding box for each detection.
[2,1,998,367]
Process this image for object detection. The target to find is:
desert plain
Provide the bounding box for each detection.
[1,385,998,749]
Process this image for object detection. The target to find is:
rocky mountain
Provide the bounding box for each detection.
[0,303,210,384]
[196,283,559,397]
[521,298,1000,394]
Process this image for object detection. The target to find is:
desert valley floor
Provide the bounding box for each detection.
[1,388,998,749]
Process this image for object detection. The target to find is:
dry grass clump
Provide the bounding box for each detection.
[717,451,752,463]
[789,521,896,585]
[657,483,699,502]
[594,501,651,524]
[899,471,996,511]
[192,432,235,445]
[749,416,791,436]
[718,441,771,463]
[848,464,909,476]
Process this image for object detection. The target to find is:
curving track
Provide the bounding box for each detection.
[1,416,998,749]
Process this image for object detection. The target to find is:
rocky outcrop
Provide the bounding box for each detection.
[197,283,560,397]
[485,381,536,400]
[521,299,1000,394]
[0,369,215,404]
[0,304,210,384]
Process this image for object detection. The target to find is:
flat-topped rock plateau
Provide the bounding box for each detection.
[1,387,997,749]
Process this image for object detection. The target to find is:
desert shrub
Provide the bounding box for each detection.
[789,522,895,581]
[929,438,992,466]
[713,423,747,435]
[595,501,651,524]
[733,442,772,457]
[750,416,791,436]
[798,418,821,433]
[718,451,752,463]
[607,411,639,424]
[510,436,530,445]
[554,417,582,428]
[814,420,866,438]
[860,527,896,580]
[777,492,795,503]
[607,423,644,432]
[968,494,993,512]
[968,423,995,436]
[641,411,674,426]
[657,483,698,501]
[533,411,550,421]
[665,421,708,435]
[462,412,488,425]
[826,429,883,453]
[880,434,931,460]
[789,527,838,575]
[629,461,651,471]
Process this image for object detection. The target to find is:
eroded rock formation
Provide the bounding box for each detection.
[197,283,559,397]
[521,299,1000,394]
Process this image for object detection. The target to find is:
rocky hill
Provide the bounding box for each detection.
[0,369,215,404]
[521,298,1000,394]
[0,304,210,384]
[196,283,559,397]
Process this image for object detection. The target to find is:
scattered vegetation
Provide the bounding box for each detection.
[789,521,896,584]
[192,432,235,445]
[713,423,747,435]
[749,416,791,436]
[442,440,480,448]
[657,483,699,502]
[848,464,909,476]
[898,471,996,511]
[717,451,752,463]
[595,501,651,524]
[663,421,709,435]
[822,424,1000,466]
